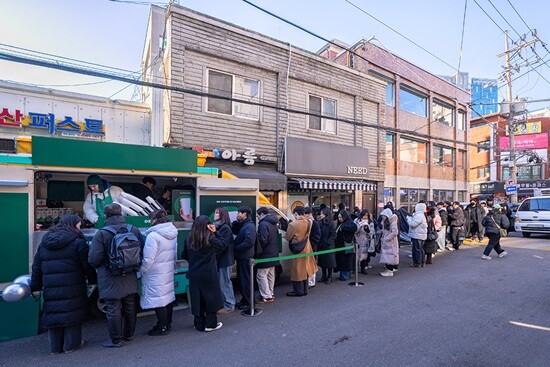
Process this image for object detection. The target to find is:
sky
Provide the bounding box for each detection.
[2,0,550,111]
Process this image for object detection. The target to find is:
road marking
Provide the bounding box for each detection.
[509,321,550,332]
[533,255,544,259]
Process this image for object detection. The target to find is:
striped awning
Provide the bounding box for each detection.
[291,178,376,191]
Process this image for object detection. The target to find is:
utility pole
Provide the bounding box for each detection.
[498,31,540,204]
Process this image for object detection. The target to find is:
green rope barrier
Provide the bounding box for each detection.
[253,245,355,264]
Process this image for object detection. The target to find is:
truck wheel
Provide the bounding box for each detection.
[88,289,106,319]
[522,232,531,238]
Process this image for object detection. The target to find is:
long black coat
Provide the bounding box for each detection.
[216,222,234,268]
[448,206,466,227]
[317,218,336,268]
[88,215,143,299]
[183,233,226,315]
[309,219,321,252]
[255,215,280,269]
[233,217,256,261]
[31,228,96,328]
[335,219,358,272]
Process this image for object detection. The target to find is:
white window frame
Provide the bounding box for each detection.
[307,94,337,134]
[432,99,455,127]
[206,69,260,120]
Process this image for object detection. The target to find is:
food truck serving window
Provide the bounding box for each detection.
[47,181,85,201]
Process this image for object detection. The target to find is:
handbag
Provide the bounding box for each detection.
[427,217,438,242]
[289,220,311,254]
[491,216,508,237]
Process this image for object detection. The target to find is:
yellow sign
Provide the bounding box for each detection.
[506,121,542,135]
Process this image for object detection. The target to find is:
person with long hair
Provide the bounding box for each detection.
[31,214,97,355]
[354,209,375,275]
[335,209,358,281]
[407,202,428,267]
[140,209,178,336]
[424,205,442,265]
[214,207,236,314]
[317,207,337,284]
[182,215,227,332]
[378,208,400,277]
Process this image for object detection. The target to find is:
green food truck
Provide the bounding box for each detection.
[0,136,267,342]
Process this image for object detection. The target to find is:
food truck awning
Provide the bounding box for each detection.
[207,160,287,191]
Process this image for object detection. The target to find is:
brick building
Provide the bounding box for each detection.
[319,39,471,211]
[142,6,387,214]
[470,113,550,199]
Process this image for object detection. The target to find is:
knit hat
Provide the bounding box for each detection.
[86,174,104,191]
[380,208,393,218]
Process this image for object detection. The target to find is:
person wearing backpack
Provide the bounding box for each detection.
[89,203,144,348]
[140,209,178,336]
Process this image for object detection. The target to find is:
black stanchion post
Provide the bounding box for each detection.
[349,243,364,287]
[242,259,262,317]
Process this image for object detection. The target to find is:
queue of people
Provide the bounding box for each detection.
[30,197,510,355]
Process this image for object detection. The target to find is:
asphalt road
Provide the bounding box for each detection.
[2,232,549,367]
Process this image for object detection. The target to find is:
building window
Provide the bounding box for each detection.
[386,82,395,107]
[432,99,455,127]
[308,95,337,133]
[433,189,454,203]
[502,165,543,181]
[399,138,427,163]
[384,188,396,204]
[457,149,466,169]
[477,140,490,153]
[433,145,454,167]
[399,86,427,117]
[458,109,467,130]
[400,188,428,213]
[207,70,260,119]
[458,191,468,202]
[477,166,490,179]
[386,134,395,159]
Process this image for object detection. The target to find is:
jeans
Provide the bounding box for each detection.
[436,225,447,251]
[470,222,482,240]
[104,294,137,344]
[484,233,504,256]
[218,265,235,310]
[256,267,275,299]
[236,259,251,307]
[48,323,82,354]
[450,226,463,249]
[339,271,351,281]
[411,238,425,265]
[154,302,174,329]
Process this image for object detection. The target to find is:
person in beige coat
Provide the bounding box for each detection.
[284,206,318,296]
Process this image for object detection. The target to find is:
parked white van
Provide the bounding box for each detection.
[514,196,550,237]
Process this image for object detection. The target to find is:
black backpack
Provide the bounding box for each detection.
[103,224,142,276]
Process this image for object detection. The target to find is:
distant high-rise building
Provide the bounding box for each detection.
[470,78,498,118]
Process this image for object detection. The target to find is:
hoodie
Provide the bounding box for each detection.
[140,222,178,309]
[256,214,280,268]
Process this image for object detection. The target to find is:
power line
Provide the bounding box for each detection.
[0,47,479,148]
[341,0,459,72]
[457,0,468,72]
[506,0,534,34]
[472,0,506,34]
[487,0,523,39]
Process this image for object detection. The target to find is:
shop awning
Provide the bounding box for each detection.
[291,178,376,191]
[206,161,287,191]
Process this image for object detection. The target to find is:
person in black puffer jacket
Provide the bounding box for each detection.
[31,214,97,355]
[232,206,257,312]
[255,207,281,303]
[481,204,509,260]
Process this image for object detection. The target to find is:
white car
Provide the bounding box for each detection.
[514,196,550,237]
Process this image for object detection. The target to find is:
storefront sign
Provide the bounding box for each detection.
[472,181,505,194]
[505,121,542,136]
[0,106,105,139]
[192,146,259,165]
[499,133,548,150]
[285,137,369,178]
[518,179,550,189]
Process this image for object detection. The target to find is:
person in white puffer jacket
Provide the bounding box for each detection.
[406,202,428,268]
[140,209,178,336]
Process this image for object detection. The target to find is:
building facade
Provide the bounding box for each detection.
[470,113,550,199]
[143,5,387,215]
[319,40,471,211]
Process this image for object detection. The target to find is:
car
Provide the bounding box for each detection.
[514,196,550,237]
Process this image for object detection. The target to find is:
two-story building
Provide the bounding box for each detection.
[142,5,387,214]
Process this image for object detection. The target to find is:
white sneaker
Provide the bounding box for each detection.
[366,265,373,269]
[205,322,223,332]
[498,251,508,258]
[392,268,398,272]
[481,255,492,260]
[447,247,455,251]
[380,270,394,277]
[408,254,413,258]
[437,249,444,253]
